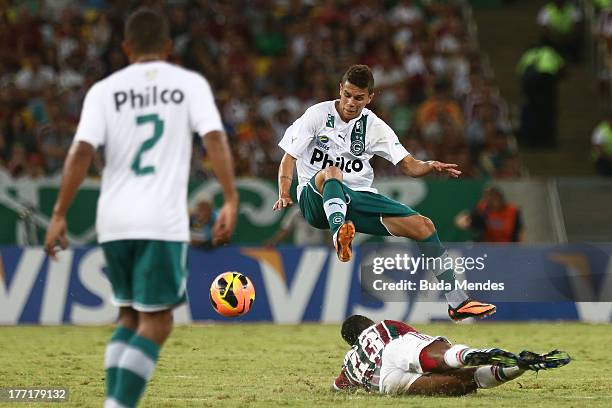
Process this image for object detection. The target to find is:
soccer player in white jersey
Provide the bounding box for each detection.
[273,64,495,321]
[44,9,238,408]
[333,315,570,396]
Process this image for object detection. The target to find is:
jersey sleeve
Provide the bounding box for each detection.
[74,82,106,148]
[332,368,355,391]
[382,320,418,335]
[278,108,319,158]
[369,120,409,165]
[189,74,224,137]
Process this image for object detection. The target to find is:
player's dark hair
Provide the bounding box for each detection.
[341,315,375,346]
[341,65,374,94]
[124,8,169,54]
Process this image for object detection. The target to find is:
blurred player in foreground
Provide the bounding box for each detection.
[273,64,495,320]
[333,315,570,396]
[44,8,238,408]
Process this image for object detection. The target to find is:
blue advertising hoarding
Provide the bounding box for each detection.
[1,245,611,324]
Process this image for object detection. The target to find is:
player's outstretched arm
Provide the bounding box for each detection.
[399,155,461,178]
[203,130,239,245]
[44,141,94,259]
[273,153,296,211]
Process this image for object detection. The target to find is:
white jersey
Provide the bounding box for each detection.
[278,101,409,199]
[74,61,223,243]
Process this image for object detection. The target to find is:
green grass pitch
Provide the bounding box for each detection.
[0,323,610,407]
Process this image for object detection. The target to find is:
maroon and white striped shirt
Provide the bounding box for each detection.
[333,320,418,391]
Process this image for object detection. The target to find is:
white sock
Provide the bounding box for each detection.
[443,344,472,368]
[104,398,128,408]
[474,365,524,389]
[324,198,347,245]
[105,341,128,371]
[323,198,347,220]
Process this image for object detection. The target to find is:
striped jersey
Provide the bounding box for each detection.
[333,320,417,391]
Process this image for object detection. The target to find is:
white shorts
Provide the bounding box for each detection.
[379,332,448,394]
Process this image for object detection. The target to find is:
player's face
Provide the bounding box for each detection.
[338,81,373,122]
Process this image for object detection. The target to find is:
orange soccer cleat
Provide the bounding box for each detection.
[334,220,355,262]
[448,298,497,321]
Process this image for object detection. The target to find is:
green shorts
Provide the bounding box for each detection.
[298,174,418,236]
[101,240,188,312]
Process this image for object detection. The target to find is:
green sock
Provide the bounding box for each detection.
[417,231,469,307]
[112,334,160,407]
[416,231,445,258]
[322,179,347,235]
[104,326,136,399]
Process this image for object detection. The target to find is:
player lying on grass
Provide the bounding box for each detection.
[273,64,495,321]
[333,315,571,396]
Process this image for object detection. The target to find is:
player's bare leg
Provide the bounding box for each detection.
[403,369,479,396]
[315,167,355,262]
[117,306,138,330]
[314,165,344,192]
[382,214,496,320]
[421,339,570,370]
[383,340,570,396]
[419,340,519,373]
[407,341,526,396]
[137,309,174,345]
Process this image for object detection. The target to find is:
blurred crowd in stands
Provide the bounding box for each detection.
[593,0,612,175]
[516,0,577,149]
[515,0,612,177]
[0,0,521,181]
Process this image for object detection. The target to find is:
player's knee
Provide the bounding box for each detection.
[118,307,138,331]
[138,310,174,344]
[416,216,436,239]
[158,320,173,340]
[324,166,343,181]
[419,340,449,372]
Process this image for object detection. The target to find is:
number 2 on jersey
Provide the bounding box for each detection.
[132,113,164,175]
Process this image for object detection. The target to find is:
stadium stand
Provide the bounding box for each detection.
[474,0,603,177]
[0,0,520,180]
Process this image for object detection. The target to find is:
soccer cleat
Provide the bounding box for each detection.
[334,220,355,262]
[448,298,496,321]
[517,349,571,371]
[463,348,519,367]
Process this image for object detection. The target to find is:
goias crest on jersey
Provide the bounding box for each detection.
[350,114,367,156]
